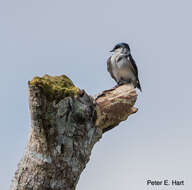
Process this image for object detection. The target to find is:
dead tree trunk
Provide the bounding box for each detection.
[10,74,138,190]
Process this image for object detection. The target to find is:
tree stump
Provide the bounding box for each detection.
[10,74,138,190]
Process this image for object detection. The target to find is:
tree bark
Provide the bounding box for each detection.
[10,75,137,190]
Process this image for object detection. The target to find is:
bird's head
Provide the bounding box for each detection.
[110,42,131,54]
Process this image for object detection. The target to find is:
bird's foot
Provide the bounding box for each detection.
[114,84,120,88]
[117,81,126,86]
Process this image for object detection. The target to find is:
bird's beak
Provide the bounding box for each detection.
[110,50,114,52]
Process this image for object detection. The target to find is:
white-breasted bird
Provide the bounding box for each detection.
[107,42,142,91]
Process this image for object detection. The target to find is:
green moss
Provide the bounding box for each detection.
[29,74,80,101]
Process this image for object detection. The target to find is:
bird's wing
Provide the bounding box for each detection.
[128,55,142,91]
[107,56,117,82]
[128,55,138,76]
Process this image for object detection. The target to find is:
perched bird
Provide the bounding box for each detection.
[107,42,142,91]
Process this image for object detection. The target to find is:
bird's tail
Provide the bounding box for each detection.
[137,80,142,92]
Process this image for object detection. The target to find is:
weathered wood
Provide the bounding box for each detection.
[95,84,138,132]
[10,75,138,190]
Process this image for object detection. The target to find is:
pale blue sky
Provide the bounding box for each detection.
[0,0,192,189]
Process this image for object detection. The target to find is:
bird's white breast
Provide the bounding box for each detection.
[111,53,136,83]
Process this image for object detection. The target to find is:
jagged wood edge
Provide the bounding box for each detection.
[93,84,138,133]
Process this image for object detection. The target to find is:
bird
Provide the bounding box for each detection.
[107,42,142,91]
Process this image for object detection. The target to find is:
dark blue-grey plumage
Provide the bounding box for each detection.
[110,43,130,52]
[107,43,142,91]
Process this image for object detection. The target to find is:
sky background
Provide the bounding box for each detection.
[0,0,192,189]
